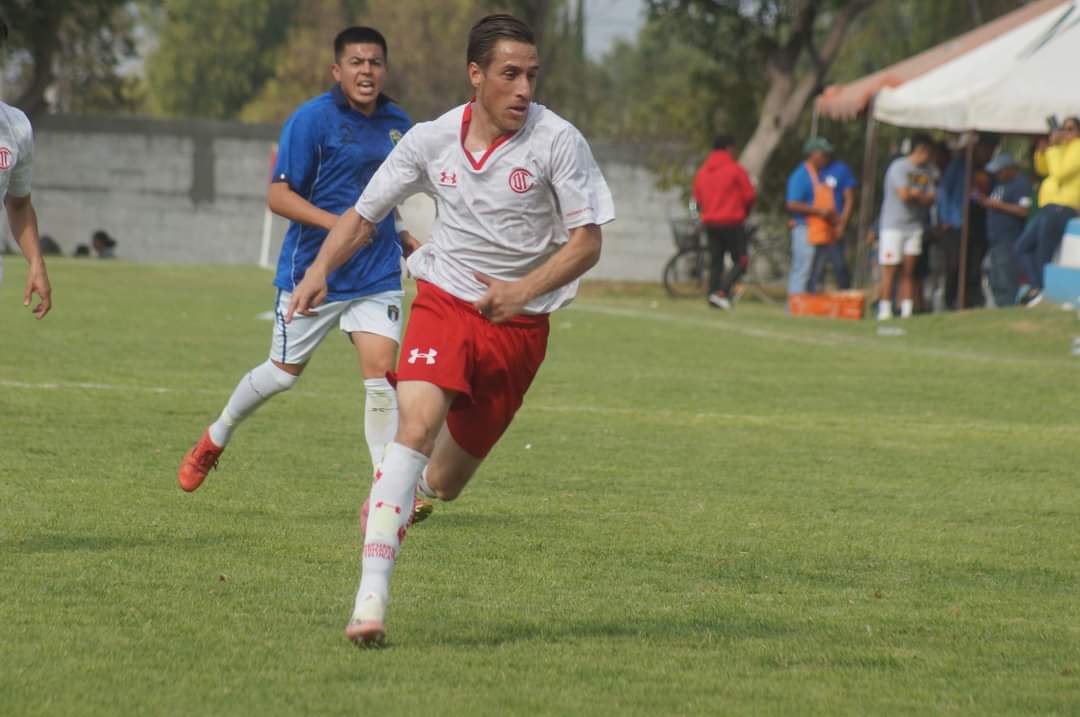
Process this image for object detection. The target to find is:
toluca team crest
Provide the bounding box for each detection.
[389,129,403,145]
[508,167,533,193]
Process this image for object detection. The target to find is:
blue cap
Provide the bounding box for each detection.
[985,152,1016,173]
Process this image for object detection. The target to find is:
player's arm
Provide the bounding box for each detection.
[838,187,855,232]
[267,181,339,230]
[474,223,602,324]
[394,208,422,257]
[285,208,377,321]
[4,193,51,319]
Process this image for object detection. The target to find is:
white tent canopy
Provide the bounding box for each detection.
[874,1,1080,132]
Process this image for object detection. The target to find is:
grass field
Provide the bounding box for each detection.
[2,258,1079,715]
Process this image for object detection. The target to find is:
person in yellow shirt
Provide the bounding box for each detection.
[1016,117,1080,306]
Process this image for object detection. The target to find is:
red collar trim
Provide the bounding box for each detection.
[460,100,517,170]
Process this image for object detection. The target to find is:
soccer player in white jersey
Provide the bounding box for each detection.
[287,14,615,647]
[0,18,51,319]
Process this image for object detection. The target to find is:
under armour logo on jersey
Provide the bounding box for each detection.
[439,171,457,186]
[0,147,11,171]
[508,167,533,193]
[407,348,438,365]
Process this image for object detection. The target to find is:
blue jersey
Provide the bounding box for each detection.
[272,86,412,301]
[822,160,856,215]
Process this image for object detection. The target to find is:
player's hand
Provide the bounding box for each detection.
[400,231,422,258]
[473,273,529,324]
[24,260,51,319]
[285,270,327,323]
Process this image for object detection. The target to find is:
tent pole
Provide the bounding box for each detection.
[958,136,974,311]
[854,97,879,293]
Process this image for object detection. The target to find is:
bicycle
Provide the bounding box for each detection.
[662,217,787,302]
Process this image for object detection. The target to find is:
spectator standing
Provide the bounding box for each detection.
[1016,116,1080,306]
[877,134,936,320]
[691,135,756,310]
[807,157,855,292]
[975,153,1031,307]
[936,135,996,309]
[785,137,836,304]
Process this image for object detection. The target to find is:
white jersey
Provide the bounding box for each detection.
[355,101,614,314]
[0,102,34,282]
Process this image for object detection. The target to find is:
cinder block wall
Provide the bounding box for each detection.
[15,114,681,282]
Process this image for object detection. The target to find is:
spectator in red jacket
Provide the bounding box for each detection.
[692,135,756,310]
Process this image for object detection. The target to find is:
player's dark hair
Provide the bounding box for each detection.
[334,26,387,62]
[713,135,735,151]
[467,14,535,69]
[910,133,934,152]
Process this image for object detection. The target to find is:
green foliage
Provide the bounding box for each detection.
[0,0,140,115]
[144,0,297,119]
[2,260,1079,714]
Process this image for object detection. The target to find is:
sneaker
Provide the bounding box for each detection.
[707,292,732,310]
[1025,291,1045,308]
[178,429,224,492]
[359,495,432,543]
[345,593,387,647]
[877,305,892,321]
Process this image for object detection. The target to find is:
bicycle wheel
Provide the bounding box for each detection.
[663,248,709,298]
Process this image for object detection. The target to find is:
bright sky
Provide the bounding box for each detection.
[585,0,647,60]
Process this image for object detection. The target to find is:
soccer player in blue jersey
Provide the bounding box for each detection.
[178,27,427,520]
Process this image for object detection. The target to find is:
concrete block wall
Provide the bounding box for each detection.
[11,114,683,283]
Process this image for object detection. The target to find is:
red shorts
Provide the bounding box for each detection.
[392,280,550,458]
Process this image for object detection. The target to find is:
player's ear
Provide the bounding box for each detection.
[467,61,484,90]
[330,61,342,83]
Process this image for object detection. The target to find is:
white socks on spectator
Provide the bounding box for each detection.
[355,442,428,608]
[900,299,914,318]
[878,300,892,320]
[363,378,398,471]
[208,360,298,447]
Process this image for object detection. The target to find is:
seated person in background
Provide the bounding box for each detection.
[91,230,117,258]
[38,235,62,256]
[1016,116,1080,306]
[73,244,91,258]
[975,153,1031,307]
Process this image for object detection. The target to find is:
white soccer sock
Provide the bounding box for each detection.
[363,378,398,473]
[354,442,428,610]
[208,361,298,447]
[900,299,914,318]
[878,300,893,320]
[416,468,437,499]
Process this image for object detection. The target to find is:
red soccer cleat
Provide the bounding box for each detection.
[345,593,387,648]
[178,429,224,492]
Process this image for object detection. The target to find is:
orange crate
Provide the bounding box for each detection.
[789,291,865,320]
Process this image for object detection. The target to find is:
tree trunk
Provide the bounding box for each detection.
[738,0,874,183]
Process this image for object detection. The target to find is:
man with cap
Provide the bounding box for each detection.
[975,152,1032,307]
[784,137,837,303]
[877,133,936,320]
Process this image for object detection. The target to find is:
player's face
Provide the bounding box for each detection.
[332,42,387,115]
[470,40,539,133]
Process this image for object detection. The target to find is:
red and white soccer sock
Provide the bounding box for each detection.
[208,361,298,447]
[353,442,428,612]
[363,378,398,473]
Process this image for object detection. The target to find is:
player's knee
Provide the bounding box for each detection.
[394,421,437,455]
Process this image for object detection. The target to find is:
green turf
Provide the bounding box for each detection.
[1,259,1078,715]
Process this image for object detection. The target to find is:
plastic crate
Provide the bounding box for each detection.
[789,290,865,320]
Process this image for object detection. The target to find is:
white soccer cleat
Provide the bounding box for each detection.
[345,592,387,648]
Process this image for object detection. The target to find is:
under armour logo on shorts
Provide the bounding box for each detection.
[407,348,438,365]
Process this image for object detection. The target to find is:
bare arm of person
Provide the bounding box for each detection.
[786,201,831,218]
[473,224,603,324]
[4,193,51,319]
[285,208,376,321]
[838,188,855,233]
[267,181,339,231]
[978,196,1030,219]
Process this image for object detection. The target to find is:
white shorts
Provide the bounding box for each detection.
[878,228,923,265]
[270,289,403,365]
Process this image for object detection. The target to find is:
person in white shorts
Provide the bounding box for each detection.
[877,134,936,319]
[0,17,51,319]
[177,26,427,529]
